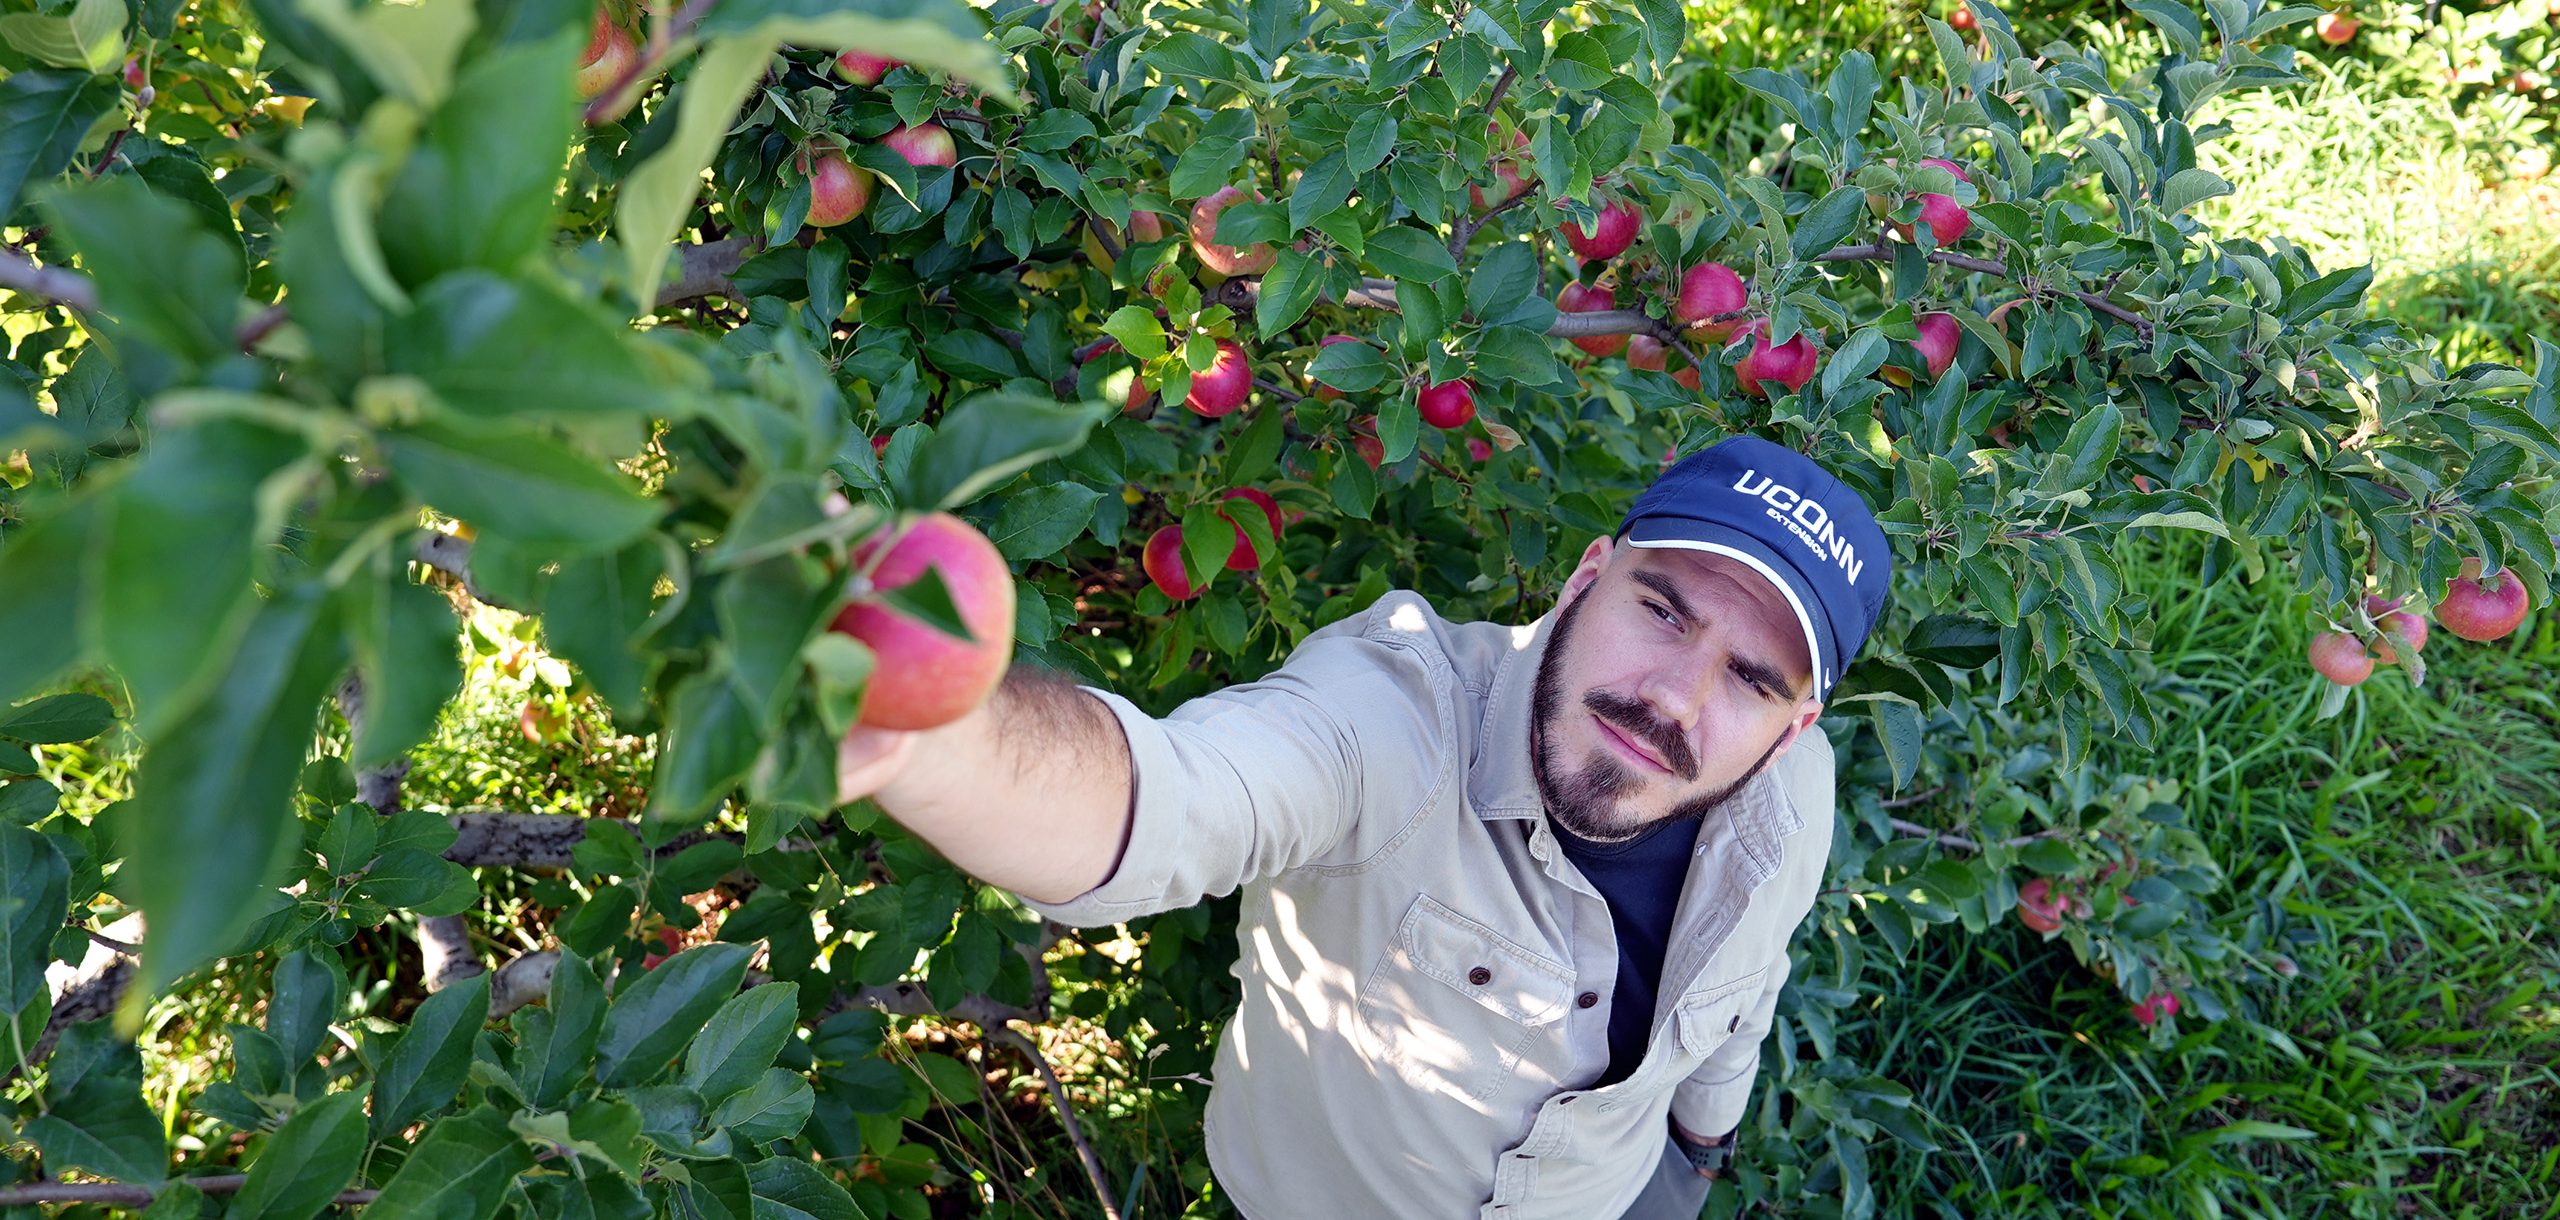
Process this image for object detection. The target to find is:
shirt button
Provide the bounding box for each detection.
[1577,991,1598,1009]
[1469,966,1493,986]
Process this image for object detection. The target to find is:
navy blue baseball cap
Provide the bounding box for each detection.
[1614,436,1892,701]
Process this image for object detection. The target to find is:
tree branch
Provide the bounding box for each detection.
[1815,241,2153,337]
[1482,65,1517,114]
[0,1178,379,1209]
[989,1026,1123,1220]
[1448,186,1533,260]
[0,249,100,312]
[656,236,755,308]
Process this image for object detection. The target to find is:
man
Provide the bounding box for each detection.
[836,435,1891,1219]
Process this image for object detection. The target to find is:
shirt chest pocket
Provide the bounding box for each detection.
[1357,894,1577,1103]
[1672,968,1767,1063]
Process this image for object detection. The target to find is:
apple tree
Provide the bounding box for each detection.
[0,0,2554,1210]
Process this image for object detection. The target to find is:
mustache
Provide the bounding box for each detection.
[1584,690,1696,780]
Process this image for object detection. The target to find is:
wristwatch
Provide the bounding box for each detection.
[1670,1124,1737,1175]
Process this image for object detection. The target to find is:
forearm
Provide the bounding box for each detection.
[871,666,1136,905]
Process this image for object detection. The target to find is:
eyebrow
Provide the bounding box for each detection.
[1629,568,1804,700]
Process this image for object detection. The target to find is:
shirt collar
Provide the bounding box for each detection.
[1462,602,1804,865]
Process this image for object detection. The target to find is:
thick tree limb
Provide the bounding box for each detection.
[1886,817,2075,854]
[656,236,755,308]
[0,1178,379,1208]
[0,249,100,312]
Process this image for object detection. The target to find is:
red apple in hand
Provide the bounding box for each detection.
[1731,320,1818,397]
[1418,379,1477,429]
[1557,282,1625,357]
[829,512,1017,730]
[1143,525,1201,600]
[881,122,957,168]
[1190,185,1277,276]
[835,51,904,85]
[2436,558,2531,641]
[2016,878,2065,933]
[805,151,874,227]
[1310,334,1361,400]
[1219,488,1283,570]
[1673,262,1748,340]
[2308,631,2374,685]
[1562,197,1641,261]
[1185,339,1253,417]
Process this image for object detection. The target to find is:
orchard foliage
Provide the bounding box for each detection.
[0,0,2556,1209]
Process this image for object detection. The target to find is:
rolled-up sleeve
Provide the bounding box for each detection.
[1669,949,1788,1139]
[1018,605,1445,928]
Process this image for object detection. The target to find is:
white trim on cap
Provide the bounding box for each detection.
[1624,538,1830,698]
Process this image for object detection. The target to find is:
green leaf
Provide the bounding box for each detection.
[988,483,1102,561]
[1223,403,1287,486]
[123,585,347,1005]
[371,971,490,1135]
[644,668,763,826]
[1466,241,1540,324]
[544,538,671,719]
[0,70,120,220]
[1145,30,1238,79]
[380,418,660,555]
[1257,248,1323,339]
[25,1025,163,1182]
[1792,185,1869,263]
[1473,325,1569,390]
[528,950,606,1108]
[923,330,1022,384]
[1866,695,1924,790]
[346,571,463,768]
[745,1154,863,1220]
[1099,305,1166,362]
[0,692,114,744]
[2282,264,2372,322]
[98,418,310,730]
[386,270,677,419]
[1546,31,1613,92]
[1821,328,1889,396]
[706,1067,812,1145]
[681,983,800,1106]
[1904,615,2001,669]
[897,391,1107,511]
[42,173,245,366]
[1346,110,1398,173]
[0,0,126,70]
[377,31,579,285]
[0,498,100,708]
[1287,152,1353,234]
[361,1109,535,1220]
[2034,401,2121,497]
[226,1091,367,1220]
[1366,226,1461,284]
[359,848,477,915]
[267,948,347,1064]
[2124,510,2230,540]
[2016,838,2080,874]
[0,825,68,1014]
[1307,338,1392,392]
[594,942,754,1088]
[2156,167,2232,217]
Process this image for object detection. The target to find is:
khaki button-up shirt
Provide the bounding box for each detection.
[1021,588,1836,1220]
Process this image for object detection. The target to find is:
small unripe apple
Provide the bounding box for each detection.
[1673,262,1748,340]
[1189,185,1277,276]
[2016,877,2065,933]
[1731,320,1818,397]
[1184,339,1253,417]
[576,16,638,99]
[1417,379,1477,429]
[1556,282,1624,357]
[2308,631,2375,685]
[804,150,874,227]
[2435,557,2531,641]
[880,121,957,168]
[2313,11,2356,42]
[1562,198,1641,262]
[1142,525,1200,600]
[1310,334,1361,400]
[1911,312,1961,380]
[829,512,1017,731]
[1627,334,1669,372]
[2374,611,2428,663]
[835,51,903,85]
[1218,488,1283,570]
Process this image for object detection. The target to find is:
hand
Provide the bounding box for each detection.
[836,723,921,804]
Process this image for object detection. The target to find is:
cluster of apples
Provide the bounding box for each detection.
[2308,559,2533,686]
[768,52,964,228]
[1141,488,1284,601]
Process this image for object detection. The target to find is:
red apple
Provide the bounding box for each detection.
[1353,433,1384,470]
[1557,282,1625,357]
[1418,379,1477,429]
[880,121,957,168]
[805,150,874,227]
[1142,525,1200,600]
[1465,437,1493,463]
[1627,334,1669,371]
[1189,185,1277,276]
[1893,193,1972,246]
[1185,339,1253,417]
[1673,366,1701,392]
[1310,334,1361,400]
[2130,990,2180,1027]
[2308,631,2374,685]
[2435,557,2531,641]
[1470,123,1536,212]
[1731,320,1818,397]
[2374,611,2428,664]
[1218,488,1283,570]
[2017,878,2065,933]
[1950,3,1976,30]
[835,51,903,85]
[1562,197,1641,262]
[1673,262,1749,340]
[576,16,638,99]
[122,57,146,90]
[1911,312,1961,380]
[829,512,1017,731]
[2313,11,2356,43]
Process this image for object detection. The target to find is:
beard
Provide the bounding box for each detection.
[1528,585,1784,844]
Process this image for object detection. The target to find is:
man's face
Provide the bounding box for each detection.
[1529,537,1823,843]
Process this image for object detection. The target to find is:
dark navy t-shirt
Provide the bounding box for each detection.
[1550,813,1702,1088]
